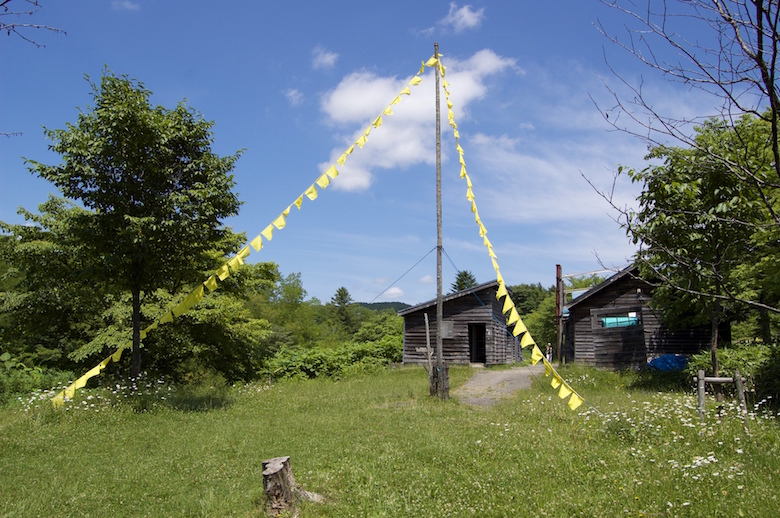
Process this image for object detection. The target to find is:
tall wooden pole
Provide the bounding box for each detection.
[434,43,448,399]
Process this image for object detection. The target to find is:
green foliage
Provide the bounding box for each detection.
[24,69,244,376]
[507,282,553,315]
[450,270,478,293]
[687,341,780,404]
[521,292,557,352]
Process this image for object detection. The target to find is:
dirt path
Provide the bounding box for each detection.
[454,364,546,407]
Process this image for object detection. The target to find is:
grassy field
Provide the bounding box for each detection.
[1,365,778,517]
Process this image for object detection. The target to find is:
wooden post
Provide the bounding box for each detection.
[734,369,748,417]
[697,369,706,422]
[425,313,436,396]
[434,41,449,400]
[261,456,322,516]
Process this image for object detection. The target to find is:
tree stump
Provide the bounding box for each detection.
[261,456,323,516]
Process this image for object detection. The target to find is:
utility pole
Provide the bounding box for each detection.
[434,42,449,399]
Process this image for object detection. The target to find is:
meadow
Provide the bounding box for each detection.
[1,365,778,517]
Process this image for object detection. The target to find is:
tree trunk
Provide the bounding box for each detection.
[710,305,723,403]
[261,456,322,516]
[131,285,141,379]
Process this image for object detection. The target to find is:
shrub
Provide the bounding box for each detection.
[687,341,779,406]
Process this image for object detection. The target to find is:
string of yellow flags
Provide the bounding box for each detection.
[436,56,585,412]
[51,58,439,407]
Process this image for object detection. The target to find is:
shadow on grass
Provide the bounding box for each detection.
[625,369,693,392]
[165,387,233,412]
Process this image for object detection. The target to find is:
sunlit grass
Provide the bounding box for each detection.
[1,365,778,516]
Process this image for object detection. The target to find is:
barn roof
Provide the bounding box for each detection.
[397,280,499,316]
[565,264,643,310]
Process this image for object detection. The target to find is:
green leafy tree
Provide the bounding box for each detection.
[522,293,557,356]
[624,115,769,375]
[507,283,553,315]
[450,270,478,293]
[24,70,243,377]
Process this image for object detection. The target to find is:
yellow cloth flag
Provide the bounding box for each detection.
[496,270,504,285]
[491,257,499,273]
[466,175,473,189]
[294,196,303,209]
[305,185,318,201]
[144,322,158,333]
[531,345,544,365]
[502,294,514,314]
[372,116,383,128]
[480,223,488,238]
[172,301,187,318]
[316,173,330,188]
[507,307,520,326]
[551,373,562,389]
[390,96,402,105]
[447,99,453,109]
[487,246,497,259]
[400,86,411,96]
[520,331,536,349]
[237,246,250,262]
[112,348,124,363]
[139,329,147,340]
[273,213,287,230]
[410,76,422,86]
[442,79,449,89]
[364,126,371,137]
[544,359,553,377]
[337,153,348,166]
[418,61,425,75]
[513,318,528,336]
[345,145,355,155]
[460,163,466,178]
[250,234,263,252]
[356,134,367,148]
[216,264,230,281]
[439,64,446,77]
[204,274,219,291]
[448,108,455,121]
[483,235,492,248]
[457,143,464,154]
[453,129,460,139]
[383,106,393,116]
[466,187,474,201]
[568,393,584,410]
[558,383,573,400]
[426,56,438,67]
[282,205,291,217]
[160,311,174,324]
[496,282,508,299]
[325,165,339,179]
[471,200,478,214]
[262,224,274,241]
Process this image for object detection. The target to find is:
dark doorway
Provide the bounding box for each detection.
[469,323,486,363]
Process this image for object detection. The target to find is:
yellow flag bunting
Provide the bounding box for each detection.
[437,57,586,412]
[51,58,435,406]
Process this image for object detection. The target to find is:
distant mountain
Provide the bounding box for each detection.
[356,301,411,312]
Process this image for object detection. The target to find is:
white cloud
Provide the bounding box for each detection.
[319,50,517,191]
[419,275,434,284]
[440,3,485,33]
[312,46,339,70]
[284,88,303,107]
[111,1,140,11]
[380,287,404,300]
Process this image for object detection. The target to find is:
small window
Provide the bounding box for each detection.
[600,315,639,328]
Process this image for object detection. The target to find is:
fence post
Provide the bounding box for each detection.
[734,369,748,417]
[697,369,706,422]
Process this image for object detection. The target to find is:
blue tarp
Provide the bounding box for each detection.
[647,354,689,372]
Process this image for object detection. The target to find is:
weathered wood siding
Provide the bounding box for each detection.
[401,285,518,366]
[566,273,709,369]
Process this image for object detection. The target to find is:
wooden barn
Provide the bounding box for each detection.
[399,281,519,366]
[563,265,710,369]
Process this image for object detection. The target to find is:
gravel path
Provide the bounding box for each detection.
[454,364,546,407]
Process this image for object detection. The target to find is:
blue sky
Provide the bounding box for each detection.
[0,1,713,305]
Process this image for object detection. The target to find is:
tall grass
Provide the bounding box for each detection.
[1,365,778,517]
